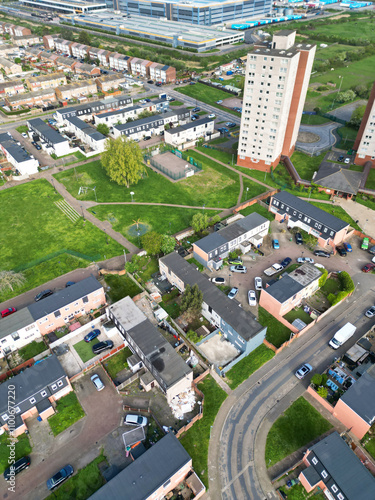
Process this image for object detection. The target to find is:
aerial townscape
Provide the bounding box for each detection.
[1,0,375,498]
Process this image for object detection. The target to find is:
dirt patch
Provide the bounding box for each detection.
[297,131,320,144]
[331,14,350,20]
[222,96,243,108]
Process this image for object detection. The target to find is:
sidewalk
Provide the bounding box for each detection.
[335,198,375,237]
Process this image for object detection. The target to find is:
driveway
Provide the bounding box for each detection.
[0,367,123,500]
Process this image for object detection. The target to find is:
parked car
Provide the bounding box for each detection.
[84,329,101,342]
[272,239,280,249]
[208,113,216,119]
[230,265,247,273]
[65,281,76,287]
[344,158,350,164]
[91,373,105,391]
[295,232,303,245]
[4,456,30,481]
[216,100,223,104]
[124,414,148,426]
[295,363,312,380]
[21,132,28,138]
[280,257,292,268]
[254,277,263,290]
[361,237,369,250]
[218,127,229,134]
[34,289,53,301]
[1,307,17,318]
[228,287,239,299]
[297,257,314,264]
[228,257,242,265]
[34,143,41,150]
[314,250,331,258]
[144,98,151,102]
[336,245,347,256]
[155,82,162,87]
[362,263,375,273]
[192,107,200,112]
[147,80,154,84]
[368,246,375,255]
[343,242,352,252]
[211,277,225,284]
[143,136,152,141]
[248,290,257,306]
[365,306,375,318]
[191,114,199,121]
[338,154,344,162]
[92,340,114,355]
[46,465,74,490]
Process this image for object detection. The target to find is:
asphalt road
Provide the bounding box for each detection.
[209,267,375,500]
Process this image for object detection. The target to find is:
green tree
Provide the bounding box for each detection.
[141,231,162,255]
[318,269,328,288]
[97,123,110,136]
[101,137,146,188]
[78,30,91,45]
[337,89,356,104]
[210,214,221,226]
[349,104,366,128]
[317,387,328,399]
[180,284,203,321]
[60,28,74,41]
[125,255,142,274]
[161,235,175,255]
[0,270,25,292]
[137,110,154,119]
[14,57,21,64]
[338,271,355,293]
[311,374,323,387]
[191,213,209,233]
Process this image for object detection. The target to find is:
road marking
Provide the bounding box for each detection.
[221,461,253,493]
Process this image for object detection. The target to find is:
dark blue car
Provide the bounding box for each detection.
[280,257,292,268]
[84,329,101,343]
[47,465,74,490]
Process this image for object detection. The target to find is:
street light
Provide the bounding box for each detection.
[130,191,134,202]
[198,401,202,415]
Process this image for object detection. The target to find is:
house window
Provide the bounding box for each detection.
[15,407,20,414]
[2,414,8,421]
[321,470,328,479]
[54,311,61,318]
[331,485,338,493]
[51,384,57,391]
[11,333,20,341]
[337,494,344,500]
[163,480,171,489]
[82,296,88,303]
[41,390,47,397]
[57,380,64,388]
[311,457,318,465]
[29,397,36,404]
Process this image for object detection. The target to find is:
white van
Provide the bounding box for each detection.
[329,322,356,349]
[124,414,148,427]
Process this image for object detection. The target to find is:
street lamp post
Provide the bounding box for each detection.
[130,191,134,202]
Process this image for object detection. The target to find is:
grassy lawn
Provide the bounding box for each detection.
[0,433,32,474]
[259,307,291,349]
[16,125,28,133]
[179,375,227,487]
[365,168,375,190]
[363,432,375,461]
[238,203,274,222]
[226,344,275,390]
[284,307,313,326]
[176,83,241,117]
[135,255,159,282]
[241,178,267,202]
[209,137,231,145]
[309,202,360,230]
[74,338,99,363]
[89,205,218,245]
[279,483,325,500]
[46,452,106,500]
[0,180,123,302]
[320,277,341,296]
[160,300,181,319]
[103,347,132,379]
[290,151,326,181]
[48,392,85,437]
[104,274,142,302]
[196,145,232,165]
[18,340,47,361]
[336,126,358,150]
[265,397,332,467]
[300,114,331,125]
[169,100,184,106]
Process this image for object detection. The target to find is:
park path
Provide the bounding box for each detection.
[237,174,244,205]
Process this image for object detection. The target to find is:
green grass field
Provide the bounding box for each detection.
[290,151,326,181]
[73,339,98,363]
[179,375,227,488]
[0,433,32,474]
[336,125,359,150]
[265,397,332,467]
[238,203,274,222]
[103,347,132,379]
[104,274,141,302]
[48,392,85,436]
[176,83,241,117]
[18,341,47,361]
[305,18,375,44]
[226,344,275,389]
[259,307,291,349]
[310,201,361,230]
[0,180,123,301]
[300,114,331,125]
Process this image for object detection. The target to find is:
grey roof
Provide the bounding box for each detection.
[340,364,375,425]
[166,117,212,135]
[115,114,163,132]
[302,465,321,487]
[314,163,362,195]
[0,355,68,423]
[306,431,375,500]
[89,433,191,500]
[0,132,33,164]
[163,108,190,120]
[0,307,36,340]
[66,115,106,142]
[161,253,264,342]
[97,105,141,119]
[272,191,348,232]
[28,275,102,320]
[28,118,67,145]
[195,232,227,254]
[264,275,303,303]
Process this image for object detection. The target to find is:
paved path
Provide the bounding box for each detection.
[296,122,340,154]
[237,174,243,205]
[335,198,375,237]
[328,99,367,123]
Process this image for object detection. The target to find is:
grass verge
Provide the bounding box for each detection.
[74,339,98,363]
[226,344,275,390]
[104,274,142,302]
[309,202,361,230]
[103,347,132,379]
[48,392,85,437]
[259,307,291,349]
[0,433,32,474]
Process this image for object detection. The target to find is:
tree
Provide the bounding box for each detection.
[125,255,142,274]
[78,31,91,45]
[180,284,203,321]
[318,269,328,288]
[97,123,109,136]
[349,104,366,128]
[337,89,356,104]
[60,28,74,41]
[191,213,209,233]
[210,214,221,226]
[0,270,25,292]
[137,110,154,120]
[311,374,323,387]
[101,137,146,188]
[317,387,328,399]
[161,235,175,255]
[14,57,21,64]
[141,231,162,255]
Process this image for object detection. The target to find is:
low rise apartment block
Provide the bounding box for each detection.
[55,79,97,101]
[54,95,133,122]
[112,114,165,140]
[64,115,107,152]
[0,131,39,176]
[54,38,73,55]
[70,42,90,59]
[0,43,18,57]
[165,117,215,149]
[12,34,40,46]
[28,117,70,156]
[94,105,142,127]
[42,34,56,50]
[149,63,176,83]
[96,73,126,92]
[0,79,25,96]
[5,88,56,110]
[89,48,112,66]
[0,24,31,37]
[25,71,67,91]
[108,53,131,72]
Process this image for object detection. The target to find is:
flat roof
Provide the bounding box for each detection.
[97,105,141,119]
[89,434,191,500]
[114,114,163,132]
[0,132,34,164]
[66,115,106,141]
[264,275,303,304]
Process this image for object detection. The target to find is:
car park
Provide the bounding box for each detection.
[295,232,303,245]
[226,122,236,128]
[254,277,262,290]
[218,127,229,134]
[92,340,114,355]
[248,290,257,306]
[230,265,247,273]
[3,456,30,481]
[338,155,344,162]
[34,289,53,301]
[91,373,105,391]
[343,242,352,252]
[362,263,375,273]
[46,465,74,490]
[125,414,148,426]
[1,307,17,318]
[280,257,292,268]
[272,239,279,249]
[84,329,101,342]
[314,250,331,258]
[228,287,239,299]
[336,246,347,256]
[365,306,375,318]
[211,277,225,284]
[297,257,314,264]
[208,113,216,119]
[295,363,312,379]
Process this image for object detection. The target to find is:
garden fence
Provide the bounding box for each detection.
[13,249,101,272]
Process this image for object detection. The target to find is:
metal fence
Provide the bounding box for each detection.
[144,149,202,181]
[13,249,101,272]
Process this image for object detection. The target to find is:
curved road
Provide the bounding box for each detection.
[209,271,375,500]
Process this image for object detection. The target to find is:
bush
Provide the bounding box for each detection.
[162,288,179,303]
[317,387,328,399]
[338,271,354,293]
[327,293,336,305]
[319,269,328,288]
[311,373,322,387]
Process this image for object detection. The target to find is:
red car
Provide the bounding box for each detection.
[1,307,17,319]
[362,263,375,273]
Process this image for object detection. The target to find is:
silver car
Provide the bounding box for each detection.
[91,374,105,391]
[365,306,375,318]
[254,277,263,290]
[228,287,239,299]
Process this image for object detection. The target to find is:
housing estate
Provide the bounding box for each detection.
[73,62,101,77]
[25,72,67,91]
[54,38,73,55]
[259,263,321,319]
[28,117,70,156]
[55,79,98,101]
[5,88,57,110]
[0,132,39,176]
[0,57,22,76]
[314,162,362,198]
[159,253,267,372]
[96,73,126,92]
[70,42,90,59]
[53,95,133,122]
[0,43,19,57]
[112,114,165,140]
[148,62,176,83]
[164,117,215,149]
[0,23,31,37]
[93,105,142,127]
[0,355,72,436]
[193,212,270,269]
[269,191,350,247]
[12,34,40,46]
[89,433,205,500]
[63,115,107,153]
[299,431,375,500]
[0,79,25,96]
[107,296,193,403]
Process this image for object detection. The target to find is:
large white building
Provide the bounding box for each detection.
[354,80,375,167]
[0,132,39,176]
[237,30,316,171]
[164,117,215,149]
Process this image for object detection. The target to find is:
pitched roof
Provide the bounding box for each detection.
[264,275,303,303]
[339,364,375,424]
[0,307,35,340]
[314,163,362,195]
[89,433,191,500]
